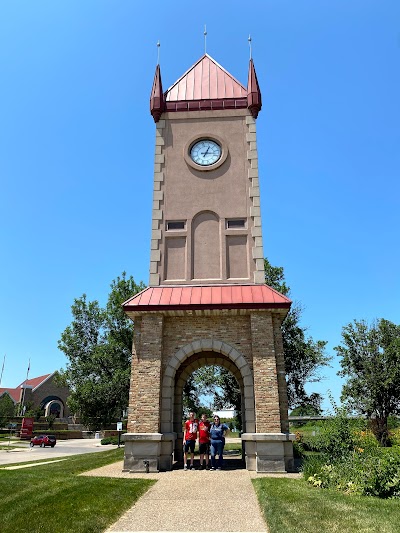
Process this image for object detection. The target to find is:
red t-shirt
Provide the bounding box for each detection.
[184,419,199,441]
[199,420,211,443]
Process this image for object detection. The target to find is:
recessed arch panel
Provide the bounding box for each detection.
[192,211,221,280]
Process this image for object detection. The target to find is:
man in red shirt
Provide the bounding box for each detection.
[198,413,211,470]
[183,411,198,470]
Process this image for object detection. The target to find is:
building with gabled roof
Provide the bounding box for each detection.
[0,372,70,418]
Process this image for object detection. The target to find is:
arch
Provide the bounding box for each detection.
[44,399,64,418]
[160,339,255,436]
[192,211,221,280]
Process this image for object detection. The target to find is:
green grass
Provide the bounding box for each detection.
[0,449,155,533]
[253,477,400,533]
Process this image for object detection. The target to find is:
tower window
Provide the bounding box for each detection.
[226,219,246,229]
[166,221,185,231]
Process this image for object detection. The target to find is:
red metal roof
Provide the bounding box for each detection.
[165,54,247,102]
[123,284,291,313]
[163,54,248,113]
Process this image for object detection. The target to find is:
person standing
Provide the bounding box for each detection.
[209,415,229,470]
[183,411,198,470]
[198,413,211,470]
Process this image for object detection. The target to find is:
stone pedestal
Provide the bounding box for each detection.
[122,432,176,472]
[242,433,295,472]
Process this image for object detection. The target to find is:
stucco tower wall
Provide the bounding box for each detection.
[149,110,265,286]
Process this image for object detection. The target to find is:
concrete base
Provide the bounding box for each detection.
[241,433,295,472]
[122,432,176,473]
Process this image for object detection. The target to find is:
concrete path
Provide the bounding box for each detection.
[82,460,269,532]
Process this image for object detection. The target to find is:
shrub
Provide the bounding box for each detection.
[101,436,124,446]
[305,409,355,460]
[304,447,400,499]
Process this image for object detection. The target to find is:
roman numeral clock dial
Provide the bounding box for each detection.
[190,139,221,166]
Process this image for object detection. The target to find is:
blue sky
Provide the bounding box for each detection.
[1,1,399,412]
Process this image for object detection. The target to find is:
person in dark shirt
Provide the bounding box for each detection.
[209,415,229,470]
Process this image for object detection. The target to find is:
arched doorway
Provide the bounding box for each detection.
[174,353,244,465]
[159,339,255,466]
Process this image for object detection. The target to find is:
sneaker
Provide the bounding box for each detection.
[199,465,204,470]
[210,466,216,470]
[184,465,188,471]
[217,467,222,470]
[189,465,194,470]
[206,465,210,470]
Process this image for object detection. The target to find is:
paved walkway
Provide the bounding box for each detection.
[82,459,299,533]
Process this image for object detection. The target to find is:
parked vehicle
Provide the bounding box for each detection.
[30,435,57,448]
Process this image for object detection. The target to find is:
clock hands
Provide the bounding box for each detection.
[201,146,210,157]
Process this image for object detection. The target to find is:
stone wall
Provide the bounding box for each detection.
[127,310,289,436]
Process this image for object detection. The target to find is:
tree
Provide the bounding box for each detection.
[265,258,330,409]
[57,273,145,429]
[335,318,400,446]
[0,394,15,427]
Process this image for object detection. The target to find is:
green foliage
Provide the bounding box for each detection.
[335,318,400,446]
[101,436,124,445]
[290,399,322,427]
[305,447,400,499]
[264,258,330,409]
[57,272,145,429]
[46,414,56,429]
[0,394,15,427]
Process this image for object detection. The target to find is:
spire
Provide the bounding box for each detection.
[247,58,262,119]
[150,63,165,123]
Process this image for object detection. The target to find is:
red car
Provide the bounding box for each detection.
[30,435,57,448]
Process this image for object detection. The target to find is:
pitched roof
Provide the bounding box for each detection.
[0,388,19,403]
[165,54,247,102]
[123,284,291,315]
[17,373,53,390]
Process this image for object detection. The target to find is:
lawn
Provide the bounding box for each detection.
[253,477,400,533]
[0,449,155,533]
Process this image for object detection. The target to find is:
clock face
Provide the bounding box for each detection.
[190,139,222,166]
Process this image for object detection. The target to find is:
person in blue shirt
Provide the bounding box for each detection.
[209,415,229,470]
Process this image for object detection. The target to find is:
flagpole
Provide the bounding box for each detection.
[19,358,30,417]
[0,354,5,387]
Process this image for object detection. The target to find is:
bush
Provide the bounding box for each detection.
[302,410,355,460]
[101,436,124,446]
[304,446,400,499]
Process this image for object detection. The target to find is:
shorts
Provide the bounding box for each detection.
[199,442,210,455]
[184,440,196,453]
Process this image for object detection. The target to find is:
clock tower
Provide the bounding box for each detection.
[123,53,295,473]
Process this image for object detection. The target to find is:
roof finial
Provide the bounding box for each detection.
[156,40,160,65]
[157,40,161,65]
[204,25,207,54]
[248,34,252,60]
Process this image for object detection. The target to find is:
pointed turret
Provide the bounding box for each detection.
[150,64,165,123]
[247,59,262,119]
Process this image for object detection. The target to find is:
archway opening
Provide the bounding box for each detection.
[173,351,246,468]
